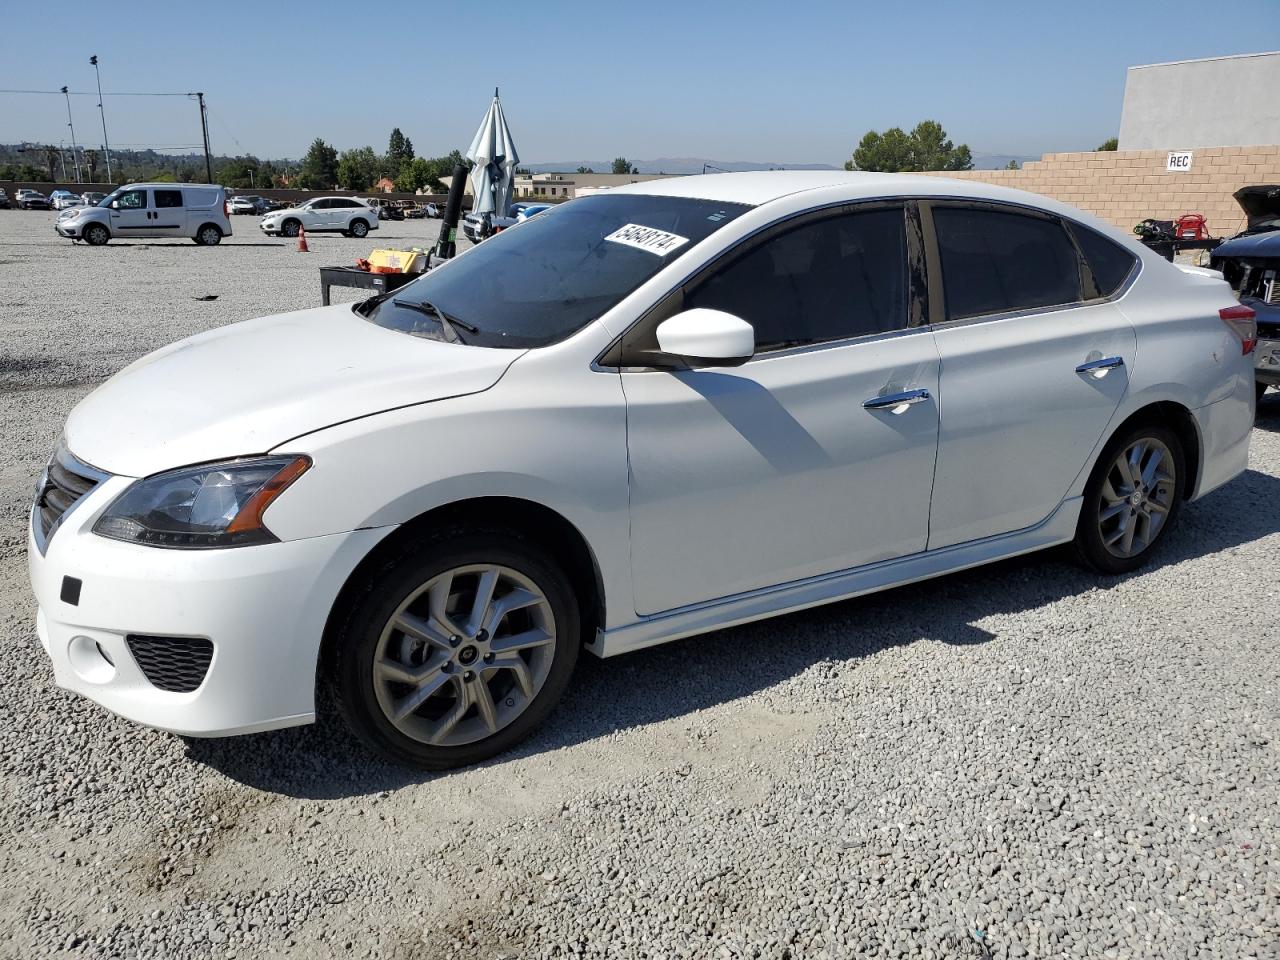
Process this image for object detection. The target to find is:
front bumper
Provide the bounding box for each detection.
[55,221,81,238]
[28,473,392,737]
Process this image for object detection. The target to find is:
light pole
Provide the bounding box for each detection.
[60,86,83,182]
[89,56,112,182]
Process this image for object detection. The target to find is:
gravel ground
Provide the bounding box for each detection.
[0,208,1277,959]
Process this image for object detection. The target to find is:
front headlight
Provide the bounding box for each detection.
[94,455,310,549]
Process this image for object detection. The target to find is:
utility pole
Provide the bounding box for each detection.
[89,56,112,182]
[60,87,82,182]
[195,92,213,183]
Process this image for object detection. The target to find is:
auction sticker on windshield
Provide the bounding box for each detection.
[604,223,690,256]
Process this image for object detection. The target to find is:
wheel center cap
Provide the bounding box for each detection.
[458,645,478,666]
[1130,490,1146,507]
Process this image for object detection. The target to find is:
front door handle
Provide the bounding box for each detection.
[864,388,931,414]
[1075,356,1124,378]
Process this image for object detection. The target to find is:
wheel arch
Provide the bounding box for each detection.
[320,496,605,677]
[1098,400,1202,500]
[195,221,223,240]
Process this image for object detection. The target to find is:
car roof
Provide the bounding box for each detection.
[123,182,220,190]
[607,170,1067,211]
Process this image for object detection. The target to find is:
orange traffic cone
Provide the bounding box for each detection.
[296,225,309,253]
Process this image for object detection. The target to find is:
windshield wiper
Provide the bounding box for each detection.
[391,298,479,343]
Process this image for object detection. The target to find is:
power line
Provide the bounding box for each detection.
[0,88,194,97]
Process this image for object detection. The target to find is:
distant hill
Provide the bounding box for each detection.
[524,158,841,175]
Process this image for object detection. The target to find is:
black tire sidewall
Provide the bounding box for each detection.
[1075,423,1185,575]
[282,219,300,237]
[85,224,109,246]
[332,530,580,769]
[350,220,368,238]
[197,225,221,246]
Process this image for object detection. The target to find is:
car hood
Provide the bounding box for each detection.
[1214,229,1280,259]
[64,304,523,477]
[1233,185,1280,233]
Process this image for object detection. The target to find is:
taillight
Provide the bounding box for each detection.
[224,200,230,217]
[1220,304,1257,355]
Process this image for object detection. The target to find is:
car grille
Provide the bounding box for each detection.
[126,635,215,693]
[34,445,107,552]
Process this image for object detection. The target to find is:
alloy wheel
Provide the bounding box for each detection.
[372,564,557,747]
[1097,436,1177,559]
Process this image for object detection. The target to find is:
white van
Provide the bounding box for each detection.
[55,183,234,246]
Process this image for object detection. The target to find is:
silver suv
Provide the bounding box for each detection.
[55,184,233,246]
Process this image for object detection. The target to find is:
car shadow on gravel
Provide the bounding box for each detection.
[184,467,1280,798]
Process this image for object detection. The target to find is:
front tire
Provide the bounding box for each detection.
[280,219,301,238]
[1074,423,1185,575]
[83,223,110,246]
[331,529,580,769]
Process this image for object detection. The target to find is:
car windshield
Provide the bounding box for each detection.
[365,194,750,348]
[95,190,121,207]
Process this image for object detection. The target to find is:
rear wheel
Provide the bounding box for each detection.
[349,219,369,239]
[331,529,580,769]
[281,219,301,238]
[83,223,110,246]
[1074,423,1184,575]
[194,224,222,246]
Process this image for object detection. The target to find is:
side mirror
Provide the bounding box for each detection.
[654,308,755,368]
[110,200,119,210]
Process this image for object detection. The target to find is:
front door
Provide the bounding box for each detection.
[923,201,1136,548]
[108,188,153,237]
[623,203,942,615]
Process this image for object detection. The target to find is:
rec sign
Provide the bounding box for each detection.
[1166,151,1194,172]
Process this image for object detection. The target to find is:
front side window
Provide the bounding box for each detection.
[933,206,1082,321]
[686,206,909,351]
[154,189,183,208]
[366,194,749,348]
[114,189,147,210]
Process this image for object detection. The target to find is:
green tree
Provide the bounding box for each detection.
[337,146,381,190]
[1005,159,1021,170]
[394,150,465,193]
[611,157,637,175]
[1096,137,1119,151]
[845,120,973,172]
[43,145,59,180]
[576,166,594,174]
[295,138,338,190]
[385,127,415,179]
[215,156,262,189]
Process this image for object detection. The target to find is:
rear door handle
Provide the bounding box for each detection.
[1075,356,1124,378]
[863,388,931,413]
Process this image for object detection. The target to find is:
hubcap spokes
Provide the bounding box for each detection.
[1098,437,1176,558]
[373,564,555,747]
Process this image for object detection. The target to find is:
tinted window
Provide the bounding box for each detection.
[331,199,356,208]
[934,206,1082,320]
[154,189,183,209]
[368,194,749,348]
[687,207,908,351]
[1066,221,1138,297]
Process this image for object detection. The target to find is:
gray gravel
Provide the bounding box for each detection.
[1,208,1278,959]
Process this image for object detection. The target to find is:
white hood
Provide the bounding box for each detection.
[65,304,522,477]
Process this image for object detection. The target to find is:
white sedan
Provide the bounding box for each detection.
[259,196,378,238]
[28,172,1256,769]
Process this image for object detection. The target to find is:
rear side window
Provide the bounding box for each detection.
[1066,221,1138,297]
[182,189,215,208]
[933,206,1082,321]
[154,190,183,208]
[687,206,909,351]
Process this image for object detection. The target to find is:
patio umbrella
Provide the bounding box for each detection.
[466,88,519,217]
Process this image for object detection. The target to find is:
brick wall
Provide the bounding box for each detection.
[921,146,1280,238]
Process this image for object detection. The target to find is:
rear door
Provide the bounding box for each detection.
[151,188,187,237]
[108,188,153,237]
[923,201,1138,549]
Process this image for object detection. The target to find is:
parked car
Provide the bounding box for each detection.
[54,183,232,246]
[18,190,51,210]
[0,188,10,210]
[259,197,378,238]
[50,189,76,204]
[228,196,261,215]
[81,192,107,206]
[28,172,1255,770]
[52,194,84,211]
[516,203,552,222]
[462,210,516,242]
[403,204,426,219]
[424,202,440,219]
[1210,184,1280,403]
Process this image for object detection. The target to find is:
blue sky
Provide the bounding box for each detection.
[2,0,1276,165]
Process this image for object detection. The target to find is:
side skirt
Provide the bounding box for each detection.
[588,497,1082,658]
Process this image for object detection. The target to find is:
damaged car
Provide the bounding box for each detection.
[1211,185,1280,403]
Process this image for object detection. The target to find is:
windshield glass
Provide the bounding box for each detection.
[365,194,750,348]
[96,190,121,207]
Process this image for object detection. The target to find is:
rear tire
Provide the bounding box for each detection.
[194,224,222,246]
[83,223,110,246]
[330,528,580,770]
[1073,422,1185,575]
[349,219,369,239]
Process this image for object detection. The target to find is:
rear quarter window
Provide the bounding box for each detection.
[182,189,217,209]
[1066,221,1139,297]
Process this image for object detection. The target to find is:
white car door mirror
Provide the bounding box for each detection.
[110,200,119,210]
[655,308,755,368]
